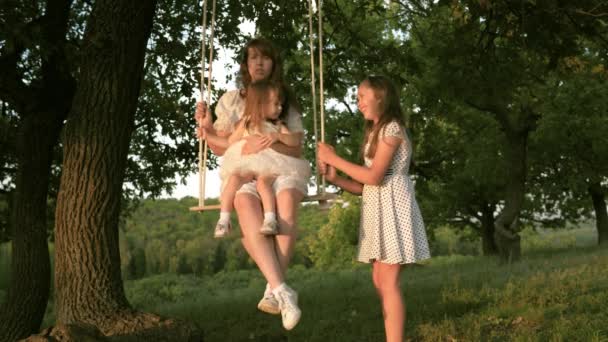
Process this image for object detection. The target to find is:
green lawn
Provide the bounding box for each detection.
[120,245,608,341]
[3,227,607,341]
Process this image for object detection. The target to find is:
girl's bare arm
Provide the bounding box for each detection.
[318,136,401,186]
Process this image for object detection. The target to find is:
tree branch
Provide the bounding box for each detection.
[463,98,510,129]
[565,10,608,48]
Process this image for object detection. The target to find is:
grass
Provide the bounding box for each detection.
[3,227,607,341]
[125,243,608,341]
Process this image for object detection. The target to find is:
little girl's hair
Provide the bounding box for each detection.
[360,75,406,159]
[242,80,284,132]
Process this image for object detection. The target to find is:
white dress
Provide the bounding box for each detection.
[357,121,431,264]
[220,121,311,183]
[213,90,310,195]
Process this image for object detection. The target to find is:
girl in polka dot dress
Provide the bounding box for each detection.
[317,75,430,342]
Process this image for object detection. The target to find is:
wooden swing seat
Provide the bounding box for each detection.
[189,204,222,212]
[189,192,338,212]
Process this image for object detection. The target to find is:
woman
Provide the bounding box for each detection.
[195,38,307,331]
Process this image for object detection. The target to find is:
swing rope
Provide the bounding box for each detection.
[196,0,218,210]
[305,0,336,207]
[307,0,320,196]
[316,0,327,196]
[192,0,336,211]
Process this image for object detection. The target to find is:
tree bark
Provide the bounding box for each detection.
[480,203,498,256]
[53,0,162,335]
[588,183,608,246]
[0,0,75,340]
[0,114,55,341]
[493,128,527,262]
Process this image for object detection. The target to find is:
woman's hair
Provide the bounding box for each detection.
[242,80,284,132]
[360,75,406,159]
[238,37,301,120]
[239,38,283,88]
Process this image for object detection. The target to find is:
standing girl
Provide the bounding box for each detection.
[317,75,430,342]
[202,81,311,238]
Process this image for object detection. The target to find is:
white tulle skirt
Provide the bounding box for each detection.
[220,140,311,184]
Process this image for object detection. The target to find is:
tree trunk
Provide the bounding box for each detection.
[0,114,57,341]
[493,129,527,262]
[0,0,74,339]
[588,183,608,246]
[53,0,161,334]
[480,203,498,256]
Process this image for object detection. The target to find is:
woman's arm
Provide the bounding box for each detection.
[317,136,401,186]
[243,132,302,157]
[269,137,302,156]
[194,101,232,155]
[203,129,230,153]
[228,121,247,144]
[196,124,231,155]
[207,131,231,155]
[271,124,301,147]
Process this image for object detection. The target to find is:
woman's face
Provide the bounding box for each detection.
[247,48,274,82]
[264,89,282,120]
[357,83,382,122]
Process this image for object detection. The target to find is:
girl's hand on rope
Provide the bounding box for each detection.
[241,135,272,155]
[317,142,337,165]
[195,101,213,129]
[318,161,337,182]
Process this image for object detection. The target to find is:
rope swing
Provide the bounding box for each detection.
[303,0,337,209]
[191,0,336,212]
[192,0,220,211]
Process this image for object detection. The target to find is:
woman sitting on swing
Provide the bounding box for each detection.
[195,37,307,331]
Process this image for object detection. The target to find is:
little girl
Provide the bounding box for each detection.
[203,80,311,238]
[317,75,430,342]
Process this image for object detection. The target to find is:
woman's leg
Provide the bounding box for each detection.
[274,189,304,274]
[372,262,405,342]
[234,193,283,288]
[235,189,302,330]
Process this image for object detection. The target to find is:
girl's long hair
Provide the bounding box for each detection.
[238,37,301,120]
[239,38,283,88]
[242,80,284,133]
[360,75,406,159]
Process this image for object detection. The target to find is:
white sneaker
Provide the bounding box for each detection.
[257,284,280,315]
[213,221,231,238]
[259,218,278,235]
[273,284,301,330]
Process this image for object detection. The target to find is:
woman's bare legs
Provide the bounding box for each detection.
[221,174,252,212]
[235,188,303,281]
[274,189,304,274]
[372,262,405,342]
[234,193,284,288]
[234,189,303,330]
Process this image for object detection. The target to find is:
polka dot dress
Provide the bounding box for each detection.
[358,121,431,265]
